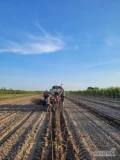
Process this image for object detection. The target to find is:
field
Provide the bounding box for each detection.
[0,94,37,101]
[0,94,120,160]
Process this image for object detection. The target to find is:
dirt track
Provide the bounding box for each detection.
[0,95,120,160]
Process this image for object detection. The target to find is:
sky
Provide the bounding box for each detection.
[0,0,120,91]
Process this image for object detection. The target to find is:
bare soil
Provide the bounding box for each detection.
[0,95,120,160]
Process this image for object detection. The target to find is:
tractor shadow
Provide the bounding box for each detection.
[0,98,46,112]
[32,98,44,105]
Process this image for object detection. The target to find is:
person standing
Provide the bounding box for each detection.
[43,90,51,105]
[43,90,49,99]
[59,87,65,107]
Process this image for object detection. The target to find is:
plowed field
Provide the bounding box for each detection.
[0,95,120,160]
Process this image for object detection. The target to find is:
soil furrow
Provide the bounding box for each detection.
[29,115,48,160]
[65,98,120,159]
[0,111,34,146]
[14,113,46,160]
[66,97,120,130]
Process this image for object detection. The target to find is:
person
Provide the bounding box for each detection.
[43,90,51,106]
[43,90,49,99]
[59,87,65,107]
[54,92,60,103]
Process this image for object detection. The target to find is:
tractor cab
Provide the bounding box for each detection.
[52,86,61,95]
[50,85,61,103]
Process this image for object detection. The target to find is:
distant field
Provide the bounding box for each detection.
[0,93,41,101]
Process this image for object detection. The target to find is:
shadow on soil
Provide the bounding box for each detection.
[0,98,46,112]
[32,98,44,105]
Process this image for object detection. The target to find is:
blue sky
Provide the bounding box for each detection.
[0,0,120,91]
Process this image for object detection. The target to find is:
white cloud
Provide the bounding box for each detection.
[106,37,114,46]
[105,35,120,47]
[0,24,65,54]
[74,45,79,50]
[80,61,114,69]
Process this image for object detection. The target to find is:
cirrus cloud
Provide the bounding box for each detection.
[0,23,65,54]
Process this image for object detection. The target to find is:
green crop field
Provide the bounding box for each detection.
[69,87,120,99]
